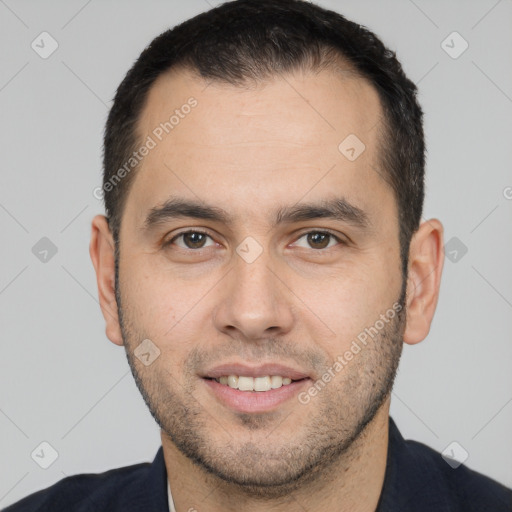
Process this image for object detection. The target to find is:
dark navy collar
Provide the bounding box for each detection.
[151,416,511,512]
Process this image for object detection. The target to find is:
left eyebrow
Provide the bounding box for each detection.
[272,198,371,230]
[141,196,372,232]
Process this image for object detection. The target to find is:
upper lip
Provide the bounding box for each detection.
[200,363,311,380]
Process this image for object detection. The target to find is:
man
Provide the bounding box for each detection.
[5,0,511,510]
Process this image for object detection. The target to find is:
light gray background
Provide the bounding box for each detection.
[1,0,511,507]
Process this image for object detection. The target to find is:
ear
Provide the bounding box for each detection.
[403,218,444,345]
[89,214,124,346]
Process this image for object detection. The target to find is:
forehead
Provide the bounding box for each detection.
[127,66,392,231]
[140,65,382,148]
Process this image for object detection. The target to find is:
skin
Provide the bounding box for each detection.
[90,66,444,512]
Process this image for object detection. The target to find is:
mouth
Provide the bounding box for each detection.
[202,375,308,392]
[199,363,312,412]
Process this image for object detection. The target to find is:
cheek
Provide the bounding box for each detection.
[121,257,223,349]
[295,256,401,352]
[119,260,177,334]
[302,277,378,348]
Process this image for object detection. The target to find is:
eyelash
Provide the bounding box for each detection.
[164,229,346,252]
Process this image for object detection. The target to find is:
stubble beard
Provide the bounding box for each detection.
[114,253,407,498]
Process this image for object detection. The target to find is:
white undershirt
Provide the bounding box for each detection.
[167,480,176,512]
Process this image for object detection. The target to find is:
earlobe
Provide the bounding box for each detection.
[403,219,444,345]
[89,215,124,346]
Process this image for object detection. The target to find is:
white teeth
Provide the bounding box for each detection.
[254,376,271,391]
[238,376,254,391]
[214,375,294,391]
[271,375,283,388]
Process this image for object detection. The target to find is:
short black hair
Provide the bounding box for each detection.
[103,0,424,276]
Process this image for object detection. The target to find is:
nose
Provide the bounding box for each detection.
[212,246,294,341]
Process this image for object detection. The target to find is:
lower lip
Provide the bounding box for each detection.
[202,378,310,413]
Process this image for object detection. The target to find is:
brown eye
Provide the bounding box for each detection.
[294,231,342,250]
[168,230,214,250]
[307,232,331,249]
[182,232,208,249]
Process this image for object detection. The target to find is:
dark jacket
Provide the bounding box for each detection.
[4,417,512,511]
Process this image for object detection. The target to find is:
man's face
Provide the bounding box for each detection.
[115,67,406,491]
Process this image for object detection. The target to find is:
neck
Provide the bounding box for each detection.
[162,402,390,512]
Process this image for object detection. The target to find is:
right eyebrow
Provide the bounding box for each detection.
[142,198,233,232]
